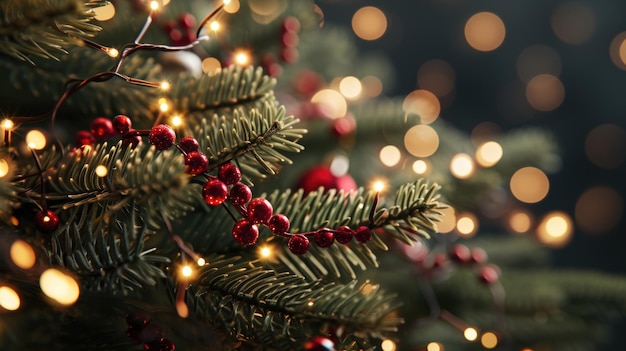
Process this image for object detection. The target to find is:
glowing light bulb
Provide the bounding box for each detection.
[150,1,159,11]
[0,159,10,178]
[1,119,14,130]
[475,141,503,167]
[234,51,250,65]
[456,212,478,238]
[10,239,36,270]
[379,145,402,167]
[181,265,193,277]
[450,153,474,179]
[106,47,119,58]
[158,98,170,113]
[39,268,80,305]
[26,130,46,150]
[464,327,479,341]
[259,246,272,258]
[536,211,573,248]
[426,342,443,351]
[210,21,220,31]
[481,331,498,349]
[171,115,183,127]
[197,257,206,266]
[95,165,108,177]
[412,160,430,175]
[381,339,397,351]
[371,179,387,192]
[339,76,362,99]
[0,286,20,311]
[508,210,532,234]
[160,81,171,91]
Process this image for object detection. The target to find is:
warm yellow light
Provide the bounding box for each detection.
[234,51,249,66]
[223,0,240,13]
[361,76,383,97]
[259,246,273,258]
[381,339,397,351]
[0,286,20,311]
[508,210,532,234]
[475,141,503,167]
[158,98,170,113]
[150,1,159,11]
[0,159,10,178]
[551,3,595,45]
[537,211,573,248]
[371,179,387,193]
[339,76,362,100]
[1,119,14,130]
[352,6,387,41]
[436,205,456,234]
[450,153,475,179]
[197,257,206,266]
[181,265,193,277]
[516,45,562,83]
[463,327,479,341]
[510,167,550,203]
[26,130,47,150]
[412,160,430,175]
[464,12,506,52]
[379,145,402,167]
[160,81,171,91]
[404,125,439,158]
[210,21,220,31]
[171,115,183,127]
[310,89,347,119]
[403,89,441,124]
[426,342,443,351]
[106,47,119,58]
[92,2,116,21]
[10,239,36,270]
[39,268,80,305]
[481,332,498,349]
[176,300,189,318]
[456,213,478,238]
[95,165,108,177]
[526,74,565,112]
[202,57,222,74]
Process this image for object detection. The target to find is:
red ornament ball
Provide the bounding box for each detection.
[334,225,354,244]
[122,135,142,148]
[229,183,252,206]
[232,219,259,246]
[75,130,95,147]
[304,336,335,351]
[179,136,199,153]
[149,124,176,150]
[90,117,115,139]
[354,226,372,243]
[113,115,133,134]
[479,264,501,285]
[184,151,208,175]
[247,198,273,224]
[218,162,242,185]
[288,234,310,255]
[313,229,334,248]
[35,210,60,233]
[202,177,228,206]
[268,214,290,236]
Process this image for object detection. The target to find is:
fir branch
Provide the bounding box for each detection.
[0,0,103,63]
[188,254,401,350]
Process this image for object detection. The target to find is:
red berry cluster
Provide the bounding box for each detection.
[75,115,141,148]
[126,313,175,351]
[162,13,197,46]
[280,16,300,64]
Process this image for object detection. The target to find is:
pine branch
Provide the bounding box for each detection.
[0,0,103,63]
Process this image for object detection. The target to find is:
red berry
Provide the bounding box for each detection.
[145,339,175,351]
[218,163,241,185]
[202,177,228,206]
[35,210,60,233]
[247,198,273,224]
[281,31,299,48]
[304,336,335,351]
[179,136,199,153]
[288,234,310,255]
[232,219,259,246]
[90,117,115,139]
[450,244,471,264]
[162,21,176,34]
[470,247,488,265]
[138,324,164,345]
[280,47,299,63]
[432,252,449,270]
[149,124,176,150]
[113,115,132,134]
[331,114,356,138]
[184,151,208,175]
[178,13,196,30]
[122,135,142,148]
[268,214,290,235]
[313,229,334,248]
[75,130,95,146]
[126,312,149,330]
[229,183,252,206]
[479,264,501,285]
[334,225,354,244]
[354,226,372,243]
[282,17,301,33]
[169,28,183,44]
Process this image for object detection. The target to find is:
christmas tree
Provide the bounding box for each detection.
[0,1,625,350]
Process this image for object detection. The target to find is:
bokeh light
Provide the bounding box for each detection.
[551,3,595,45]
[525,74,565,111]
[427,342,443,351]
[10,239,36,269]
[361,76,383,97]
[510,167,550,203]
[403,90,441,124]
[223,0,240,13]
[0,286,20,311]
[39,268,80,305]
[310,89,347,119]
[471,122,502,145]
[475,141,503,167]
[536,211,573,248]
[417,60,456,97]
[352,6,387,41]
[404,125,440,158]
[339,76,362,100]
[575,186,623,234]
[609,32,626,70]
[463,327,479,341]
[464,12,506,52]
[202,57,222,74]
[508,210,533,234]
[516,45,562,83]
[450,153,475,179]
[436,205,456,234]
[92,2,116,21]
[379,145,402,167]
[233,50,250,66]
[412,159,431,176]
[456,212,478,238]
[585,124,626,169]
[95,165,108,177]
[381,339,397,351]
[26,130,47,150]
[481,332,499,349]
[0,158,10,178]
[248,0,287,24]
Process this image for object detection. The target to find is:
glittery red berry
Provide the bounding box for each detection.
[149,124,176,150]
[179,136,199,153]
[75,130,95,147]
[450,244,471,264]
[304,336,335,351]
[123,135,142,148]
[479,264,501,285]
[218,163,241,185]
[314,228,334,248]
[232,219,259,246]
[184,151,208,175]
[229,183,252,206]
[334,225,354,244]
[90,117,115,139]
[202,177,228,206]
[354,226,372,243]
[247,198,273,224]
[268,214,290,235]
[112,115,133,134]
[288,234,310,255]
[35,210,60,233]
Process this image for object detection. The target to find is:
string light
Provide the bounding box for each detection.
[171,115,183,127]
[210,21,220,31]
[1,119,14,130]
[158,98,170,113]
[25,130,47,150]
[536,211,573,248]
[339,76,362,99]
[456,212,478,238]
[150,1,159,11]
[95,165,108,177]
[197,257,206,266]
[181,265,193,278]
[379,145,402,167]
[412,159,430,175]
[259,245,273,258]
[371,178,387,193]
[106,47,119,58]
[233,50,250,66]
[0,286,21,311]
[160,81,171,91]
[39,268,80,305]
[480,331,499,349]
[463,327,479,341]
[475,141,503,167]
[10,239,36,270]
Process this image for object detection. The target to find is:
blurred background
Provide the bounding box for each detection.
[317,0,626,275]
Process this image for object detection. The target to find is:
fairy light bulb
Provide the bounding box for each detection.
[259,246,273,258]
[381,339,397,351]
[1,119,14,130]
[26,130,46,150]
[171,115,183,127]
[10,239,36,269]
[475,141,503,167]
[160,81,171,91]
[197,257,206,266]
[456,212,478,238]
[106,47,119,58]
[0,286,20,311]
[150,1,159,11]
[158,98,170,113]
[39,268,80,305]
[371,179,387,192]
[426,342,443,351]
[463,327,479,341]
[95,165,108,177]
[181,265,193,278]
[450,153,475,179]
[210,21,220,31]
[234,51,250,65]
[481,331,499,349]
[0,159,10,178]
